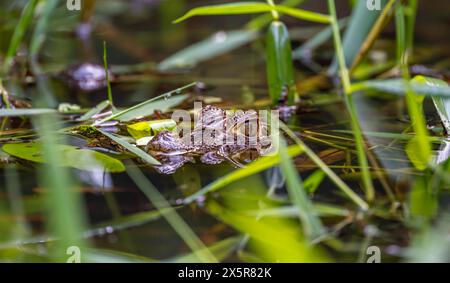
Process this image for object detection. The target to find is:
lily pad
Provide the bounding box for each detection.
[2,143,125,173]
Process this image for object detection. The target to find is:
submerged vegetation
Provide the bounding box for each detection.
[0,0,449,263]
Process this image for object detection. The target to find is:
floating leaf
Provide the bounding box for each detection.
[127,119,176,140]
[2,143,125,172]
[158,30,258,71]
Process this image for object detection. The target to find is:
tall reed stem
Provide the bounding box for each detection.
[327,0,375,203]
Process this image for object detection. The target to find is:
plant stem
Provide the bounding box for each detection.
[97,82,197,124]
[396,2,431,169]
[266,0,280,20]
[2,0,38,76]
[349,0,397,73]
[280,122,369,211]
[103,41,114,105]
[327,0,375,203]
[126,163,218,263]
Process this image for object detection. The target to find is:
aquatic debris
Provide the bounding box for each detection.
[146,105,273,174]
[61,63,113,91]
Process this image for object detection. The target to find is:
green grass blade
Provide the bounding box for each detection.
[103,41,114,105]
[206,199,329,262]
[173,2,277,23]
[97,82,195,123]
[278,138,325,240]
[173,2,330,24]
[266,21,298,104]
[396,3,431,170]
[279,122,369,210]
[274,5,330,23]
[329,0,387,74]
[352,78,450,97]
[327,0,374,203]
[183,145,304,204]
[246,0,305,29]
[98,130,161,165]
[2,0,38,76]
[423,77,450,133]
[126,164,218,263]
[29,0,59,58]
[158,30,258,71]
[77,100,111,121]
[33,114,88,262]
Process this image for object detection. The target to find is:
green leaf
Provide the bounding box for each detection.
[415,76,450,133]
[97,82,196,123]
[406,136,429,171]
[329,0,387,74]
[173,2,330,24]
[303,169,326,194]
[266,21,298,105]
[183,145,304,204]
[99,130,161,165]
[77,100,111,121]
[158,30,258,71]
[409,175,437,218]
[252,203,350,218]
[0,109,57,117]
[111,94,188,122]
[278,138,325,240]
[206,200,329,262]
[354,78,450,97]
[127,119,177,139]
[2,143,125,173]
[2,0,38,75]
